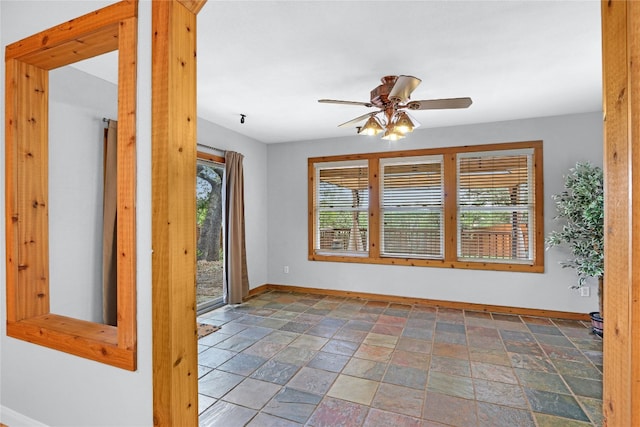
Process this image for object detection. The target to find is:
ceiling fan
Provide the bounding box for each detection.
[318,75,472,141]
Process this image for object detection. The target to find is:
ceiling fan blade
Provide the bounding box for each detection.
[338,111,380,128]
[406,97,473,110]
[388,75,422,103]
[318,99,374,108]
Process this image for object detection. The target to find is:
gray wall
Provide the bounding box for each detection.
[266,112,603,314]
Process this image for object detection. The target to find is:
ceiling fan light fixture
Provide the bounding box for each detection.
[358,116,384,136]
[394,111,415,134]
[381,126,406,141]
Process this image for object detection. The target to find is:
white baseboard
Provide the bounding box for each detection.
[1,405,49,427]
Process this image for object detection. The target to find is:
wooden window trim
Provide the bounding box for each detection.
[4,1,138,370]
[308,140,544,273]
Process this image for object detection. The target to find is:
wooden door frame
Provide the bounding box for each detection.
[601,1,640,425]
[151,0,206,425]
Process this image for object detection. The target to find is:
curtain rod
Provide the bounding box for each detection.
[197,142,226,153]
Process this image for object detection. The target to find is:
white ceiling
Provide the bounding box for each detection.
[79,1,603,144]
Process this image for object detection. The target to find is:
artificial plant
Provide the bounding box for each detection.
[546,162,604,315]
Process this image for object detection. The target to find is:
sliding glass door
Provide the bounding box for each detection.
[196,158,225,313]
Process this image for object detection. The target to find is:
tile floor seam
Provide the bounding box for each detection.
[492,318,540,422]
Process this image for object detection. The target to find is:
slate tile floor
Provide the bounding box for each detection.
[197,291,603,426]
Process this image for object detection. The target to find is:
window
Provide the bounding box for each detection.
[308,141,543,272]
[457,150,534,263]
[380,156,444,258]
[314,161,369,256]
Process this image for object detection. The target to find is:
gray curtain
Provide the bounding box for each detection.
[224,151,249,304]
[103,120,118,325]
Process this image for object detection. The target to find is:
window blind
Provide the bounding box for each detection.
[457,150,534,262]
[380,156,444,258]
[315,161,369,255]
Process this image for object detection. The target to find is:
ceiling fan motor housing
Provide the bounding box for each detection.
[370,75,398,108]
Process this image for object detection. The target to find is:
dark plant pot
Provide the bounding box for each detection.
[590,311,603,337]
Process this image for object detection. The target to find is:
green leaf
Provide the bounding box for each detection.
[546,162,604,287]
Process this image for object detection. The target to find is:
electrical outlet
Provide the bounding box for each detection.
[580,287,590,297]
[283,266,289,274]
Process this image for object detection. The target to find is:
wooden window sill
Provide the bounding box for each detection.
[309,253,543,273]
[6,314,136,370]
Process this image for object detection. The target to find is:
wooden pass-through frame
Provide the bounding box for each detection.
[4,0,138,370]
